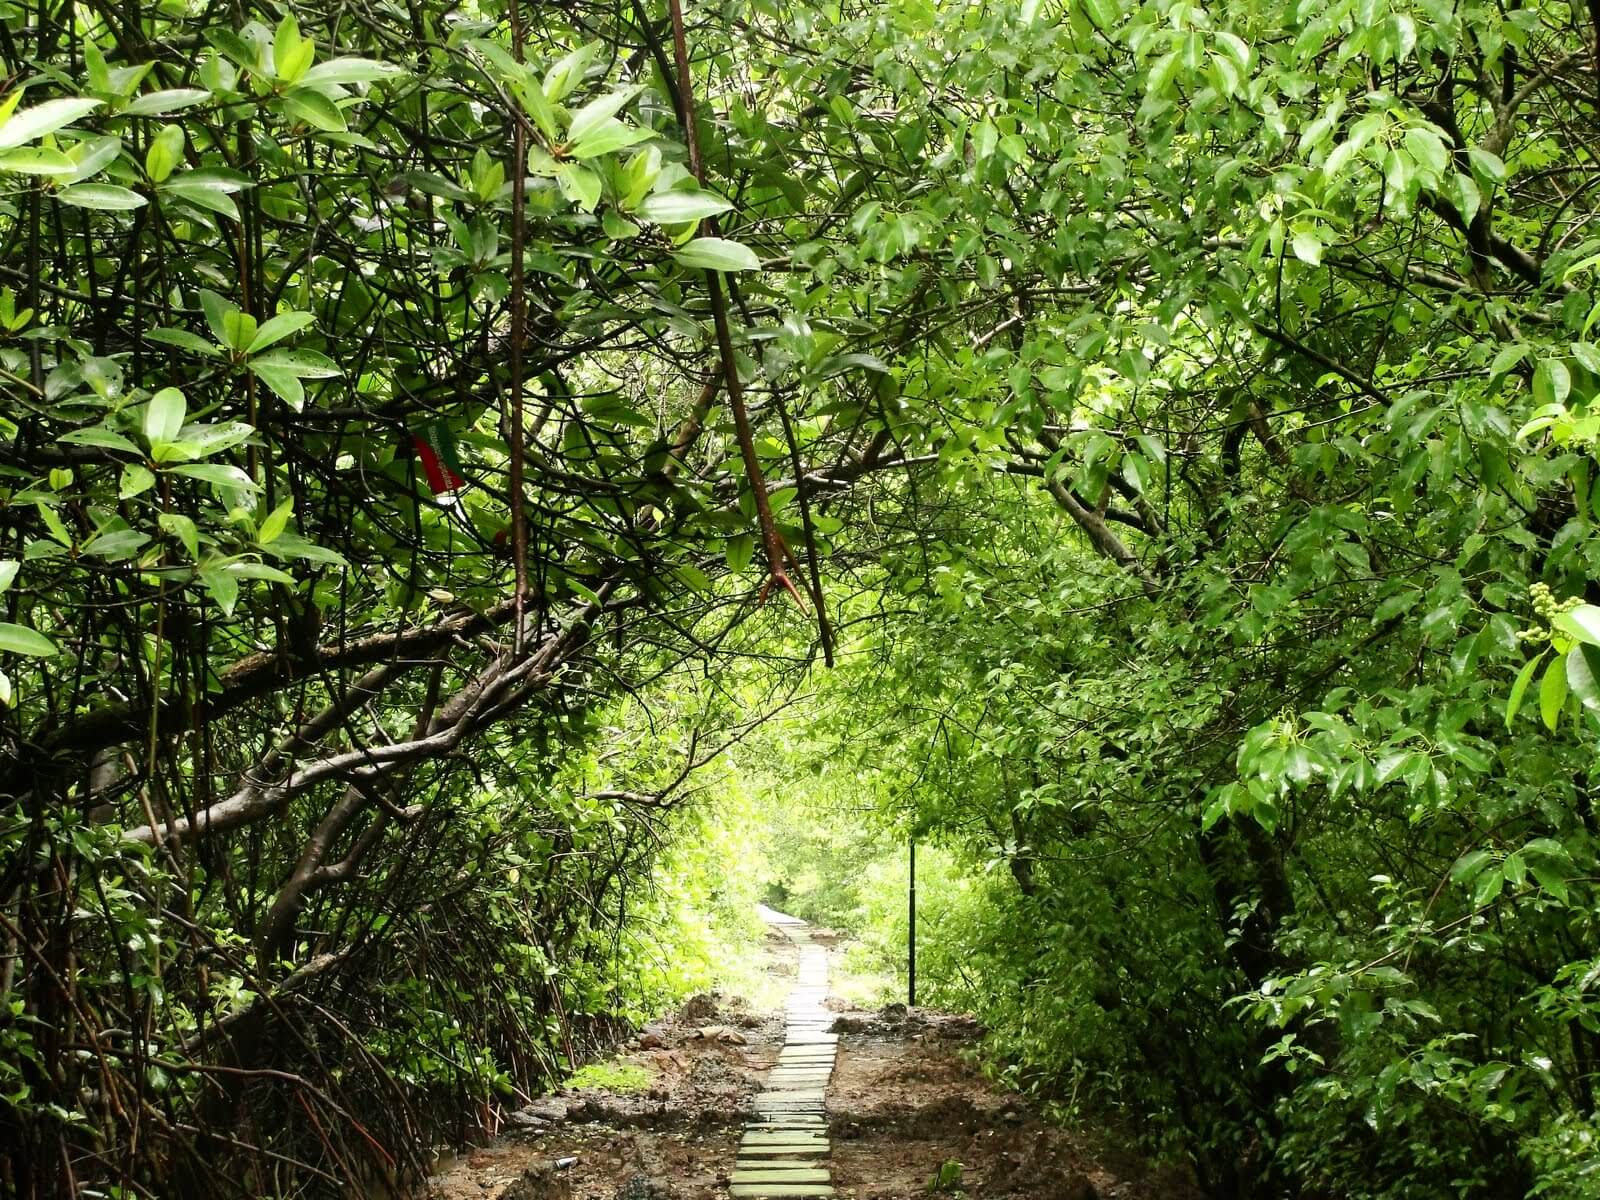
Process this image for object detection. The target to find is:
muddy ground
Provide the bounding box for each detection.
[425,927,1198,1200]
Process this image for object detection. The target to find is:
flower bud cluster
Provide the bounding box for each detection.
[1518,583,1583,642]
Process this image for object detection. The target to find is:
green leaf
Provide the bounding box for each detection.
[568,119,653,160]
[635,189,734,224]
[249,348,340,377]
[1447,171,1482,223]
[82,528,149,560]
[543,41,599,101]
[0,622,60,657]
[1403,125,1449,178]
[144,124,184,183]
[160,178,240,220]
[301,57,406,86]
[247,310,315,353]
[726,532,754,572]
[36,501,72,548]
[1386,12,1417,61]
[1529,862,1569,903]
[0,147,76,175]
[263,532,347,566]
[1322,136,1365,178]
[64,135,121,184]
[1534,358,1571,406]
[59,426,141,453]
[170,463,258,491]
[281,88,346,132]
[0,561,16,594]
[177,421,254,457]
[198,290,232,344]
[119,464,155,498]
[1450,849,1492,883]
[1489,342,1530,383]
[676,563,712,592]
[55,183,147,210]
[228,561,297,584]
[1290,229,1322,266]
[555,162,601,211]
[203,27,258,71]
[672,236,761,273]
[273,14,314,84]
[124,88,211,116]
[1505,651,1544,726]
[1502,851,1527,888]
[249,365,303,409]
[145,327,221,356]
[144,387,185,443]
[516,79,560,143]
[1554,604,1600,646]
[602,211,640,239]
[198,566,239,615]
[1566,644,1600,713]
[247,348,337,408]
[0,97,102,149]
[1539,654,1570,730]
[1082,0,1119,30]
[1468,147,1508,184]
[1472,865,1505,908]
[258,498,293,545]
[158,512,199,559]
[566,86,643,145]
[173,166,251,192]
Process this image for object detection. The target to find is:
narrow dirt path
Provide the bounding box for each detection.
[728,908,834,1197]
[426,914,1192,1200]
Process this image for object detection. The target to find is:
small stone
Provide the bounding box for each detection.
[679,993,718,1021]
[510,1098,568,1125]
[693,1024,748,1044]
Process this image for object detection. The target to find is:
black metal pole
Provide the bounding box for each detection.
[908,836,917,1008]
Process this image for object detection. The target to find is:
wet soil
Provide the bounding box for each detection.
[425,928,1199,1200]
[427,933,794,1200]
[825,1007,1196,1200]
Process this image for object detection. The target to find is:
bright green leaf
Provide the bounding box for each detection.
[0,622,59,657]
[672,237,761,273]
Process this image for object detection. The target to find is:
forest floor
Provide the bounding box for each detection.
[425,921,1194,1200]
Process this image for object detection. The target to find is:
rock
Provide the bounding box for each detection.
[635,1031,666,1050]
[510,1097,569,1125]
[829,1015,872,1033]
[691,1024,746,1044]
[678,993,718,1021]
[498,1161,573,1200]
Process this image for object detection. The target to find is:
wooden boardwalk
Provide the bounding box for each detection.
[731,910,835,1198]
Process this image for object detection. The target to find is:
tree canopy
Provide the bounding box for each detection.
[2,0,1600,1195]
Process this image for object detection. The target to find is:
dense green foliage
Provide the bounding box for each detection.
[3,0,1600,1195]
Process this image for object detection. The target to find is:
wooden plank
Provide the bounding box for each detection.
[731,1168,831,1184]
